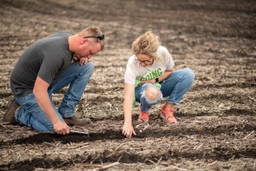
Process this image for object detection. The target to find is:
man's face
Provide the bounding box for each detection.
[75,40,101,60]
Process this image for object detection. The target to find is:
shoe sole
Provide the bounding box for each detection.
[2,98,20,124]
[138,118,149,123]
[63,118,92,127]
[160,113,177,124]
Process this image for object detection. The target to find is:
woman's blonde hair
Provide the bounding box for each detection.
[132,31,162,61]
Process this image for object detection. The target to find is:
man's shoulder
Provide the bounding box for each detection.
[45,31,73,39]
[39,31,72,50]
[55,31,73,36]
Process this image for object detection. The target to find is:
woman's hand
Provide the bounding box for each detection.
[122,123,137,138]
[139,79,155,85]
[138,68,174,85]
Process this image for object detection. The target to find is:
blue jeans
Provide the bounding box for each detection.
[14,61,94,132]
[135,68,194,113]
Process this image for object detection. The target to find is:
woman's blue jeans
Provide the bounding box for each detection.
[14,61,94,132]
[135,68,195,113]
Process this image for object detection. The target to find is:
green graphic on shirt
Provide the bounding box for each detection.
[140,72,147,81]
[140,68,162,81]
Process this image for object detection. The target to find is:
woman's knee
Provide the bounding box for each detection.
[145,86,161,101]
[183,68,195,83]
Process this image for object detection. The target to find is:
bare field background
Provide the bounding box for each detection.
[0,0,256,170]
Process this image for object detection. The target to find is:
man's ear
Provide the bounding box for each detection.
[81,37,89,45]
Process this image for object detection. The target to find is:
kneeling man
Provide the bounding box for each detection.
[3,27,105,135]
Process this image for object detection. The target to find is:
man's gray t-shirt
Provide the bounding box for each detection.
[10,31,74,97]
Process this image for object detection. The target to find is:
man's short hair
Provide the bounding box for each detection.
[79,27,105,50]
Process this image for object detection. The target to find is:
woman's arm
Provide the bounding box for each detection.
[139,68,174,85]
[122,83,137,138]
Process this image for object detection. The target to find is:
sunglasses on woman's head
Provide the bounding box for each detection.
[84,34,105,40]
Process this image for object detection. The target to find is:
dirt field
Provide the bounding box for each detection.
[0,0,256,170]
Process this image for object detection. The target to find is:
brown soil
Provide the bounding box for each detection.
[0,0,256,170]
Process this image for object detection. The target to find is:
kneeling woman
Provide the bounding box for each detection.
[122,31,195,138]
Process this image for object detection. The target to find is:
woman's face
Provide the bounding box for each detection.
[135,54,154,67]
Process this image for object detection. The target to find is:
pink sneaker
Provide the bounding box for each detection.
[138,109,149,122]
[160,105,177,123]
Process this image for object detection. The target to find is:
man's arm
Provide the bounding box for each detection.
[33,76,70,134]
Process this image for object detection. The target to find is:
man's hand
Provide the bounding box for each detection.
[53,120,71,135]
[122,123,136,138]
[73,56,89,65]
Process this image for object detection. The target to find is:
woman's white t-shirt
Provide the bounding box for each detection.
[124,46,175,84]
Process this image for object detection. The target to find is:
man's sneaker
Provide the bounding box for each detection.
[2,98,20,124]
[138,109,149,122]
[64,115,91,126]
[160,105,177,123]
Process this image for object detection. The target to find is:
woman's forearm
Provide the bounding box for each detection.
[123,98,133,125]
[123,83,135,125]
[139,68,174,85]
[158,68,173,82]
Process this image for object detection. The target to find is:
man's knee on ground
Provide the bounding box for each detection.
[145,86,161,101]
